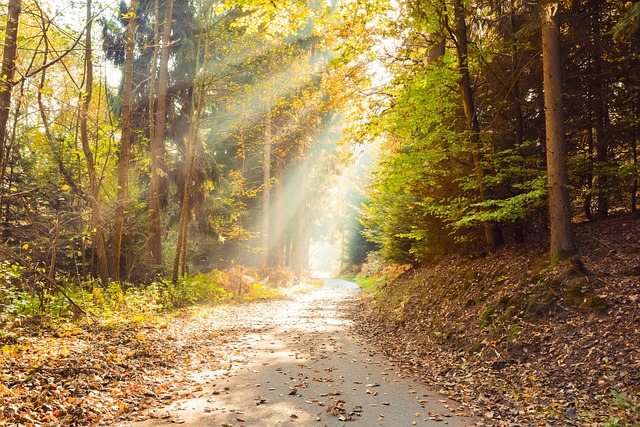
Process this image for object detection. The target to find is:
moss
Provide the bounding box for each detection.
[564,280,584,302]
[581,294,608,313]
[560,276,608,313]
[530,254,552,281]
[479,306,496,327]
[522,286,557,321]
[550,249,577,267]
[503,305,515,321]
[506,324,521,342]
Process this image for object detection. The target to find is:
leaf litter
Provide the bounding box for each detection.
[0,300,291,426]
[349,215,640,426]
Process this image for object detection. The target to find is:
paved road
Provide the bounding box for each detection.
[131,279,475,426]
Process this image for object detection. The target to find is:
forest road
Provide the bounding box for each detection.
[129,279,476,427]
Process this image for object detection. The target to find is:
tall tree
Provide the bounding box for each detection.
[172,1,212,282]
[261,100,272,267]
[112,0,138,281]
[541,1,577,258]
[449,0,504,249]
[0,0,22,188]
[292,146,308,277]
[148,0,174,268]
[273,154,285,267]
[588,0,609,218]
[79,0,110,283]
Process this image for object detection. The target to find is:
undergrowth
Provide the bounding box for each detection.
[0,262,303,337]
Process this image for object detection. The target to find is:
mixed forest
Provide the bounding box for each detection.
[1,0,640,424]
[0,0,638,307]
[0,0,341,303]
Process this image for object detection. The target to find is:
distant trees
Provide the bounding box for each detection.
[0,0,338,286]
[4,0,635,283]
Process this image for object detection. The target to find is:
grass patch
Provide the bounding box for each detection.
[355,276,382,292]
[339,272,381,292]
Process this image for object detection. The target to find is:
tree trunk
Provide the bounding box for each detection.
[147,0,159,266]
[79,0,110,284]
[589,0,609,218]
[292,149,308,279]
[509,0,526,244]
[2,80,23,225]
[261,101,272,267]
[111,0,138,281]
[172,148,194,283]
[541,2,577,259]
[149,0,173,268]
[172,26,209,283]
[0,0,22,189]
[633,101,639,212]
[452,0,504,249]
[273,156,285,268]
[584,109,594,221]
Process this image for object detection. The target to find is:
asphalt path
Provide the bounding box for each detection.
[130,279,475,427]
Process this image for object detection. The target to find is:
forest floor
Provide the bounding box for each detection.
[1,215,638,427]
[351,214,640,426]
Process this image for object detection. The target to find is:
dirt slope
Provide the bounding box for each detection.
[351,215,640,426]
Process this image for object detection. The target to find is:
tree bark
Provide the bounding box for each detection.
[541,2,577,258]
[149,0,173,268]
[292,151,308,278]
[273,155,285,268]
[452,0,504,249]
[112,0,138,281]
[79,0,110,283]
[584,109,594,221]
[633,101,639,212]
[261,101,272,267]
[589,0,609,218]
[172,147,194,283]
[0,0,22,189]
[509,0,526,244]
[172,22,210,283]
[147,0,159,266]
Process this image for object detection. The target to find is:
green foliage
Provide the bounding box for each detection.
[237,282,283,301]
[613,2,640,39]
[344,211,379,266]
[350,35,550,264]
[604,390,640,427]
[170,274,231,307]
[612,390,639,412]
[434,174,548,231]
[0,263,31,329]
[355,57,467,263]
[0,268,231,331]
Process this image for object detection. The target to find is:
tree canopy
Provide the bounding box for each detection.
[0,0,638,289]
